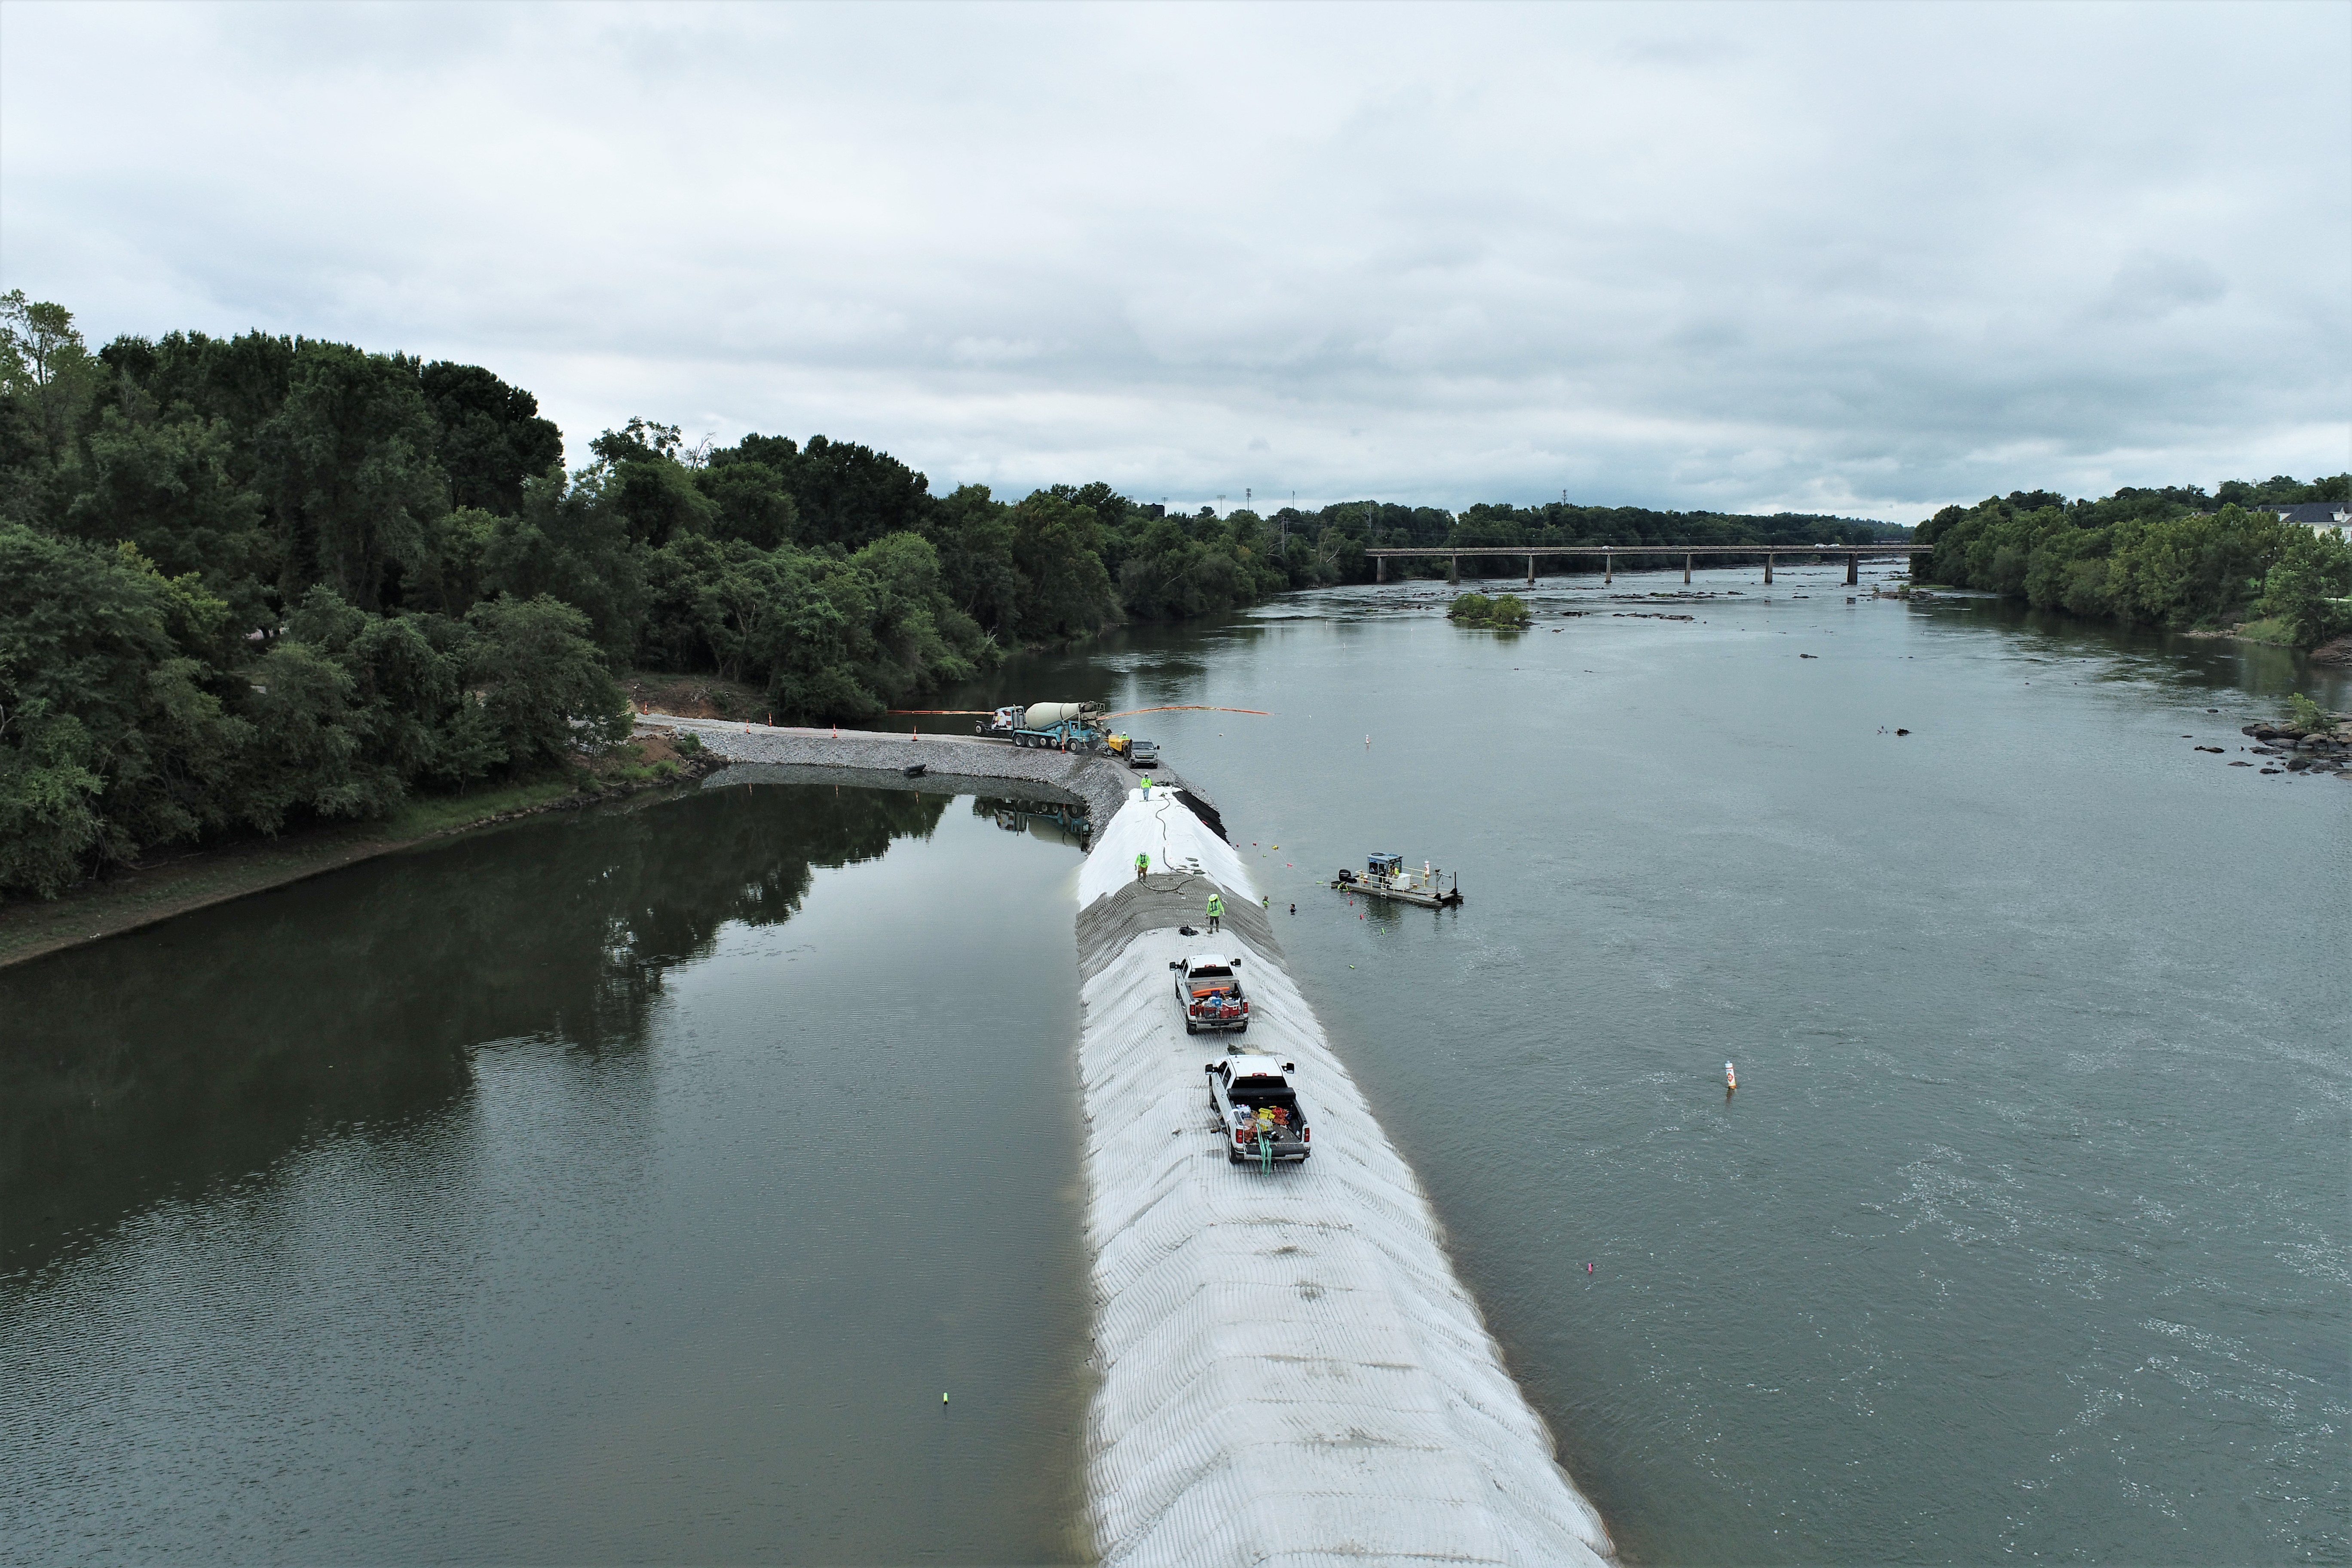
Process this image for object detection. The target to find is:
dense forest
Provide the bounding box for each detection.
[3,291,2343,897]
[1914,479,2351,643]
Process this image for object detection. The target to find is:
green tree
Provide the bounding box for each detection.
[785,434,934,549]
[1010,490,1120,643]
[924,483,1024,637]
[0,663,104,897]
[255,343,447,610]
[586,423,716,548]
[0,291,101,459]
[1448,591,1531,628]
[0,525,252,888]
[420,361,564,514]
[61,392,272,631]
[2257,529,2352,647]
[464,594,631,771]
[477,466,644,662]
[696,459,800,549]
[237,637,395,830]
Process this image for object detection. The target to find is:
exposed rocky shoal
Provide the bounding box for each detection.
[2236,720,2352,777]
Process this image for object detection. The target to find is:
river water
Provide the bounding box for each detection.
[1,785,1093,1564]
[4,561,2347,1563]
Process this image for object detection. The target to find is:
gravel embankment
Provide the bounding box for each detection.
[636,716,1188,841]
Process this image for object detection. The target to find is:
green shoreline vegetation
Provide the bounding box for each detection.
[3,287,2347,905]
[0,769,594,969]
[1913,481,2352,646]
[1448,591,1533,629]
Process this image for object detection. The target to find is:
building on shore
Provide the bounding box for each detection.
[2269,501,2351,541]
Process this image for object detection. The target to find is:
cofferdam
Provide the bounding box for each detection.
[659,720,1614,1565]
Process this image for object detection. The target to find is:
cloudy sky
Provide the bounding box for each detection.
[3,1,2346,520]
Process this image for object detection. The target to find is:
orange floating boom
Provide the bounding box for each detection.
[1105,705,1272,718]
[886,703,1272,717]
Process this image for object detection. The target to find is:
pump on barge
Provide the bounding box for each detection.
[1332,852,1463,908]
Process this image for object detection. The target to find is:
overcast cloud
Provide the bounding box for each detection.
[3,0,2346,519]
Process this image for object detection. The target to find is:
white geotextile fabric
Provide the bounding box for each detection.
[1077,800,1613,1565]
[1078,788,1257,910]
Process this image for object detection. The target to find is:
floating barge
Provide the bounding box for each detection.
[1332,852,1463,908]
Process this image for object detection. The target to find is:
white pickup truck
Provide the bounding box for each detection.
[1170,952,1251,1035]
[1205,1051,1312,1167]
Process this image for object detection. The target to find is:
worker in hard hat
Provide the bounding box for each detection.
[1206,891,1224,934]
[1134,851,1148,882]
[1140,773,1153,799]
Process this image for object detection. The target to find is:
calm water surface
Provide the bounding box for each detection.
[4,562,2347,1564]
[938,563,2349,1565]
[2,785,1093,1565]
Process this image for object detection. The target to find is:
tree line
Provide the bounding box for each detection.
[12,289,2335,898]
[0,296,1913,897]
[1913,479,2351,646]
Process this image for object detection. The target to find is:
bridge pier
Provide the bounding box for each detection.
[1449,554,1458,584]
[1603,551,1613,584]
[1376,555,1385,583]
[1846,553,1859,586]
[1684,553,1692,585]
[1526,554,1535,586]
[1764,553,1774,585]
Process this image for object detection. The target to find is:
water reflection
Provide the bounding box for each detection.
[1,781,1089,1565]
[0,785,947,1279]
[974,794,1094,848]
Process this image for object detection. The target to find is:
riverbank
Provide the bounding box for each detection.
[2178,623,2352,662]
[0,740,714,971]
[640,713,1158,830]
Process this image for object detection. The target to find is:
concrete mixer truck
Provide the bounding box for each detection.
[1001,701,1111,752]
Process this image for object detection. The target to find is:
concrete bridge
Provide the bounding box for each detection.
[1368,542,1932,586]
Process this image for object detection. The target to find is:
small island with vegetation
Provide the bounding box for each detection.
[1448,591,1532,629]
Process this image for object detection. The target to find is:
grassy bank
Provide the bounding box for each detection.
[0,739,701,971]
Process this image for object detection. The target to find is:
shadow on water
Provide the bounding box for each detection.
[1919,595,2350,706]
[0,784,947,1280]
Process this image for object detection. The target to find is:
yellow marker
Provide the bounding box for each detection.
[942,1391,949,1404]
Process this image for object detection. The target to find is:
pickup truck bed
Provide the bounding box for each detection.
[1206,1054,1311,1167]
[1173,954,1250,1035]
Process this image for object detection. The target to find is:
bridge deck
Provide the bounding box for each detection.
[1364,543,1927,556]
